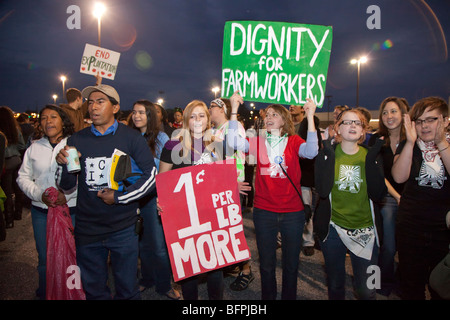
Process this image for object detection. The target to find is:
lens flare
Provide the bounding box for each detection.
[382,39,394,50]
[371,39,394,51]
[111,22,137,52]
[372,42,381,51]
[134,51,153,71]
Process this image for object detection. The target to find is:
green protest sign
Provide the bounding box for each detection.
[222,21,333,107]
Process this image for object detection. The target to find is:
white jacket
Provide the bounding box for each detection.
[17,136,77,209]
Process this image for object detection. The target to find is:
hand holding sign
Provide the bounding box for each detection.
[80,44,121,80]
[156,162,250,282]
[222,21,333,107]
[303,98,317,118]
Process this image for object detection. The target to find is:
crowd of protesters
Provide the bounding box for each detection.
[0,82,449,301]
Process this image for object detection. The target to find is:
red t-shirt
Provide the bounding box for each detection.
[249,135,305,212]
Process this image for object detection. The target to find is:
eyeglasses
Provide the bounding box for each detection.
[414,117,438,126]
[340,120,362,126]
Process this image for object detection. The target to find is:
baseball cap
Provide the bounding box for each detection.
[81,84,120,104]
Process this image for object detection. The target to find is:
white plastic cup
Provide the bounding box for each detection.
[66,147,81,173]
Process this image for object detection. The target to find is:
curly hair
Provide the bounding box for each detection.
[0,106,19,144]
[39,104,75,141]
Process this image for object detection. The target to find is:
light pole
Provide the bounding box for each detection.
[93,3,106,47]
[211,87,220,98]
[350,56,367,107]
[60,76,66,100]
[52,94,57,104]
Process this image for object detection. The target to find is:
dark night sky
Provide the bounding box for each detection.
[0,0,449,114]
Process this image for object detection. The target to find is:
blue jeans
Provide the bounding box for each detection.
[253,207,305,300]
[139,196,172,294]
[377,195,398,296]
[76,224,140,300]
[180,269,224,300]
[31,206,76,300]
[320,224,379,300]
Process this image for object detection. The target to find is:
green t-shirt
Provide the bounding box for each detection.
[331,144,373,229]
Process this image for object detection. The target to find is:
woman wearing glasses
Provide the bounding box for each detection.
[314,108,386,300]
[392,97,450,300]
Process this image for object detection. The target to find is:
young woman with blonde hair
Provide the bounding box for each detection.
[159,100,223,300]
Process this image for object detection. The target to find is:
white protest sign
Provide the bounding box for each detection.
[80,44,120,80]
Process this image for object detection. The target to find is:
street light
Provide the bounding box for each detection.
[52,94,57,104]
[350,56,367,107]
[211,87,220,98]
[60,76,67,99]
[93,3,106,47]
[157,98,164,105]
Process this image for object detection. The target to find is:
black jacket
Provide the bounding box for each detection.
[313,138,387,243]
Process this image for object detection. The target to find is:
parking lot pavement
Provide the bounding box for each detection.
[0,207,401,301]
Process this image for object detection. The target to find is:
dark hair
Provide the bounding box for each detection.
[155,104,168,123]
[0,106,19,144]
[39,104,75,141]
[129,100,160,156]
[213,98,232,120]
[410,96,448,121]
[376,97,409,146]
[66,88,82,103]
[17,113,30,123]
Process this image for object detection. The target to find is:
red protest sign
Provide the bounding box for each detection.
[156,161,250,282]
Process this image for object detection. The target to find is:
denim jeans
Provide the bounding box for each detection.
[76,224,140,300]
[31,205,76,300]
[253,207,305,300]
[377,195,398,296]
[180,269,224,300]
[139,196,172,294]
[320,224,379,300]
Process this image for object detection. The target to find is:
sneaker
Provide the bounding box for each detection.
[230,271,255,291]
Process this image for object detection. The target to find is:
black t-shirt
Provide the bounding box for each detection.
[160,138,218,170]
[368,133,405,194]
[395,140,450,233]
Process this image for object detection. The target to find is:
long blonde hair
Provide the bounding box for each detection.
[174,100,216,158]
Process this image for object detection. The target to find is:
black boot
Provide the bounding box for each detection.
[14,192,23,220]
[4,198,14,228]
[0,209,6,241]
